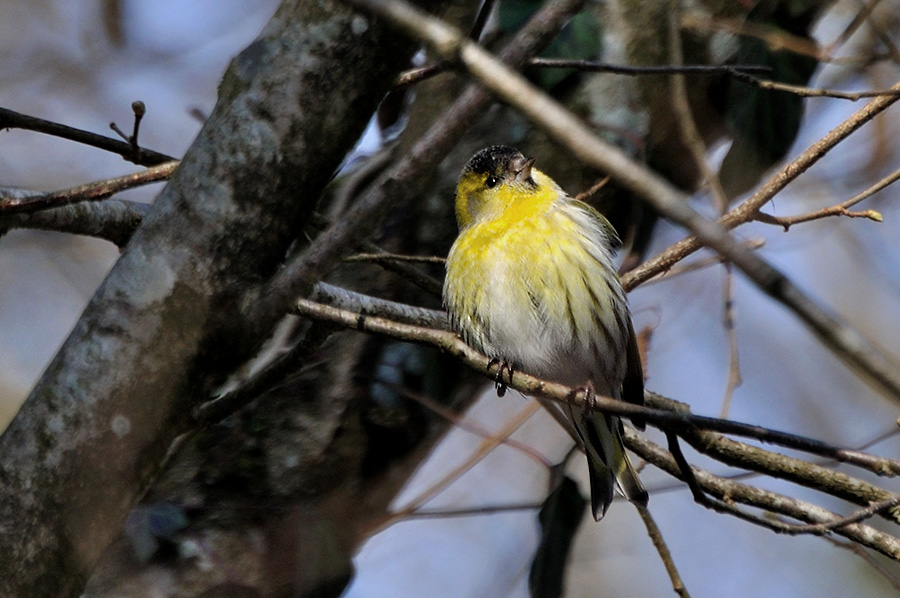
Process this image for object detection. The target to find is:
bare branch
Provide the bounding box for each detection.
[293,295,900,479]
[756,165,899,230]
[0,198,149,247]
[0,162,178,215]
[399,56,772,88]
[628,76,900,290]
[731,71,900,101]
[637,505,692,598]
[627,431,900,559]
[0,106,175,166]
[529,58,772,76]
[293,291,900,557]
[785,496,900,534]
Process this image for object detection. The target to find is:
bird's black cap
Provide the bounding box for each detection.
[464,145,523,175]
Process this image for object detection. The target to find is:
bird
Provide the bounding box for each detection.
[443,145,648,520]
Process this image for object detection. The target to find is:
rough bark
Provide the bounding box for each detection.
[0,2,421,596]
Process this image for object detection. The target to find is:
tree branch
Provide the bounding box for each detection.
[0,106,176,166]
[0,197,150,247]
[292,294,900,478]
[0,162,177,215]
[292,292,900,558]
[627,430,900,560]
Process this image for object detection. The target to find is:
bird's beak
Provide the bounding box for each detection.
[512,156,535,183]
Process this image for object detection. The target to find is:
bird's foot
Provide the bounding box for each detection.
[573,379,597,417]
[488,358,514,397]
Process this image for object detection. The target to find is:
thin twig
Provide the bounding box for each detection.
[386,382,553,467]
[640,239,766,285]
[402,502,542,518]
[397,0,497,87]
[0,106,175,166]
[379,400,543,530]
[529,58,772,76]
[823,0,881,58]
[0,161,178,215]
[399,57,772,88]
[109,101,148,162]
[627,430,900,559]
[665,8,728,210]
[863,0,900,66]
[784,495,900,534]
[666,9,743,418]
[755,164,899,230]
[637,505,692,598]
[731,70,900,101]
[345,252,445,265]
[573,176,610,202]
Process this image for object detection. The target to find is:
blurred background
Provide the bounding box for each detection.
[2,1,900,596]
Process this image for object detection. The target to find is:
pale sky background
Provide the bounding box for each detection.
[2,1,900,597]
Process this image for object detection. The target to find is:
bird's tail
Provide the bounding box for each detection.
[571,407,648,520]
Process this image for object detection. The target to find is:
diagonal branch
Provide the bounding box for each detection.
[292,294,900,479]
[0,162,178,215]
[292,293,900,558]
[627,430,900,560]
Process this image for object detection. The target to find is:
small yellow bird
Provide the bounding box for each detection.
[443,145,648,520]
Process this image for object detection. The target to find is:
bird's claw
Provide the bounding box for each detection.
[489,358,514,397]
[577,381,597,417]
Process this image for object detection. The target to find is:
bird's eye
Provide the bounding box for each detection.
[485,175,500,189]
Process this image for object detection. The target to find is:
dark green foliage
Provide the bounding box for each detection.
[721,2,821,197]
[500,0,603,89]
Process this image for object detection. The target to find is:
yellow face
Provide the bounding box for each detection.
[454,145,552,230]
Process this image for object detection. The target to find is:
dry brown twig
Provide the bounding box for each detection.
[378,400,543,532]
[637,506,692,598]
[665,8,743,418]
[0,162,178,215]
[755,164,898,230]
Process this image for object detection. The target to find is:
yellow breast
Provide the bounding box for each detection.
[444,177,626,385]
